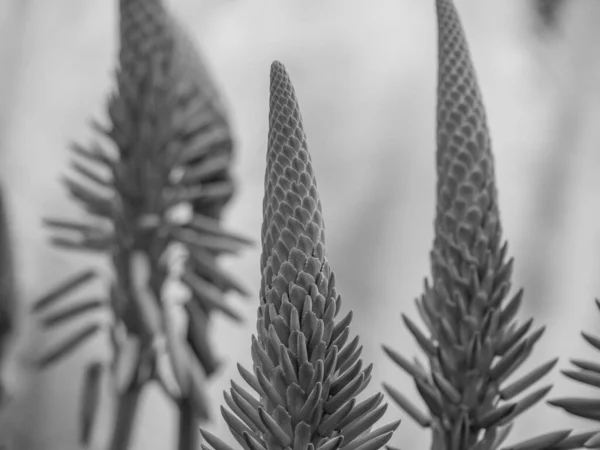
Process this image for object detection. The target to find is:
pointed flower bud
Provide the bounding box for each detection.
[383,1,573,449]
[201,61,400,450]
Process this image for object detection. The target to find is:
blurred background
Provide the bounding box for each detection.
[1,0,600,449]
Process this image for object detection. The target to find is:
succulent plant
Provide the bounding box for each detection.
[200,61,400,450]
[31,0,249,449]
[16,1,600,449]
[381,1,582,449]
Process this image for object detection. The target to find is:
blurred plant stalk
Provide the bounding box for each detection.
[31,0,250,449]
[0,187,16,414]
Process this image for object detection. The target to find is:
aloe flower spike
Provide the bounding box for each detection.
[382,1,577,449]
[201,61,400,450]
[32,1,249,448]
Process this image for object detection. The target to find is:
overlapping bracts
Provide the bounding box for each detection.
[382,1,570,449]
[434,0,499,267]
[260,62,326,302]
[201,62,399,450]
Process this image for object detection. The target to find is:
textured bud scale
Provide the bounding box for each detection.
[434,0,500,273]
[200,62,399,450]
[382,1,575,449]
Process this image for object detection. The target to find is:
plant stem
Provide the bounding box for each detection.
[177,397,198,450]
[110,380,143,450]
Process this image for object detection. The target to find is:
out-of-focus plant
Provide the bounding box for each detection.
[200,60,401,450]
[0,187,16,410]
[380,1,587,449]
[534,0,566,31]
[31,0,249,449]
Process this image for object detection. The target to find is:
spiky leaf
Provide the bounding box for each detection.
[80,362,104,445]
[37,323,102,369]
[549,299,600,424]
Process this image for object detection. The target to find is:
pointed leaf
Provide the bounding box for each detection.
[42,299,106,329]
[402,314,436,355]
[343,421,400,450]
[257,407,292,447]
[182,271,243,322]
[382,383,431,427]
[200,428,237,450]
[501,429,571,450]
[38,323,102,369]
[562,369,600,389]
[32,269,97,313]
[582,332,600,352]
[382,344,428,381]
[571,359,600,374]
[80,362,103,445]
[500,359,557,400]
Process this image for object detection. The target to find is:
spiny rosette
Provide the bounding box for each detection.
[382,1,573,449]
[200,62,400,450]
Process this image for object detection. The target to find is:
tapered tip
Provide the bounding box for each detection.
[435,0,490,159]
[260,61,326,300]
[434,0,498,246]
[435,0,491,158]
[270,60,285,73]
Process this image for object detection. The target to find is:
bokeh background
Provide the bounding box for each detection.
[1,0,600,449]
